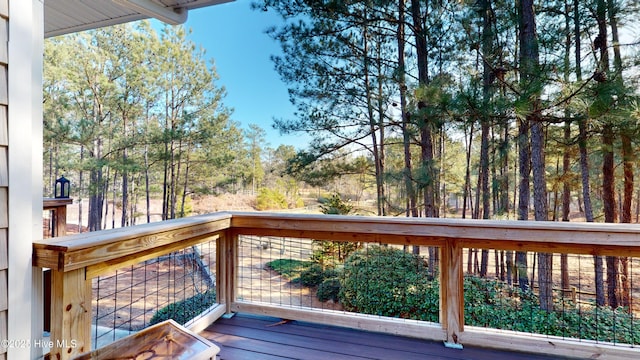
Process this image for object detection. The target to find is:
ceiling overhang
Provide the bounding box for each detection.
[44,0,233,38]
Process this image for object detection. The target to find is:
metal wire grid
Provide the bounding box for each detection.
[463,249,639,345]
[236,235,317,307]
[236,236,440,322]
[91,240,217,349]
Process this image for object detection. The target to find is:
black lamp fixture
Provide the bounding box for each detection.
[54,175,71,199]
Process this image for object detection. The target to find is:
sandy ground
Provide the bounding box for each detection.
[43,193,257,236]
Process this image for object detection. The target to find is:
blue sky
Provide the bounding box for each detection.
[181,1,306,149]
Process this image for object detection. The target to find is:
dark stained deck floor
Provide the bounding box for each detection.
[201,314,569,360]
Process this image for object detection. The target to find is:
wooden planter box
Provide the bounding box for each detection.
[72,320,220,360]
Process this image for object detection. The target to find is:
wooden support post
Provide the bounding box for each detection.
[53,204,67,238]
[216,232,227,313]
[42,198,72,334]
[42,198,72,237]
[440,239,464,348]
[226,232,237,315]
[218,230,237,316]
[49,268,91,360]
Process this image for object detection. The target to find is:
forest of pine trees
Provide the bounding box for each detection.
[45,1,640,311]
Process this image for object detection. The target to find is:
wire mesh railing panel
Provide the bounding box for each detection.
[236,235,439,323]
[91,240,217,349]
[462,248,639,345]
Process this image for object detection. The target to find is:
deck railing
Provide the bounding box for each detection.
[33,212,640,359]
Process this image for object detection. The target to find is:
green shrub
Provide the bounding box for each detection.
[317,278,341,302]
[311,241,360,266]
[266,259,314,282]
[300,263,326,286]
[339,246,439,321]
[299,264,340,288]
[149,290,216,325]
[319,193,353,215]
[177,194,193,218]
[256,188,288,210]
[312,195,359,266]
[463,276,640,343]
[338,246,640,343]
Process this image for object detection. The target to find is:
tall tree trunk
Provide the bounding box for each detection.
[463,124,475,273]
[479,0,494,278]
[462,122,474,220]
[609,0,631,310]
[572,0,604,307]
[561,120,571,293]
[376,42,386,216]
[411,0,438,270]
[111,170,117,229]
[102,167,110,230]
[579,118,603,305]
[362,16,384,217]
[603,124,619,308]
[499,124,510,217]
[121,115,129,227]
[516,0,535,293]
[515,111,530,291]
[523,2,553,308]
[130,177,137,226]
[88,141,104,231]
[619,134,633,308]
[180,146,191,218]
[170,135,178,220]
[596,0,619,309]
[398,0,417,219]
[78,145,85,233]
[161,126,170,220]
[144,110,151,224]
[560,2,572,295]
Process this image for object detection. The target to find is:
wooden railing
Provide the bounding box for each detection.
[33,212,640,359]
[43,198,73,238]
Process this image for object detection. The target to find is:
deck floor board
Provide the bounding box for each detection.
[201,314,569,360]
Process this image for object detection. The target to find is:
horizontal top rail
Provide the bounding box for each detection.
[43,197,74,209]
[33,212,231,272]
[229,212,640,256]
[33,211,640,273]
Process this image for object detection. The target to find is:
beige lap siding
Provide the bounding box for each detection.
[0,1,10,359]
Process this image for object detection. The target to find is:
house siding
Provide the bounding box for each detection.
[0,2,7,359]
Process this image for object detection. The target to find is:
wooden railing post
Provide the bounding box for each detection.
[49,267,91,360]
[43,198,72,237]
[42,198,72,335]
[440,239,464,348]
[218,230,237,315]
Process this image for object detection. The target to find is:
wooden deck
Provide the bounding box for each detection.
[201,314,569,360]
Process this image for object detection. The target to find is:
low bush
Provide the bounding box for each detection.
[269,248,640,344]
[463,276,640,343]
[149,290,216,326]
[339,246,439,321]
[317,277,341,302]
[338,247,640,343]
[299,264,340,287]
[256,188,288,210]
[300,263,326,286]
[266,259,314,282]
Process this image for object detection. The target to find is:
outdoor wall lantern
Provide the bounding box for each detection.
[54,175,71,198]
